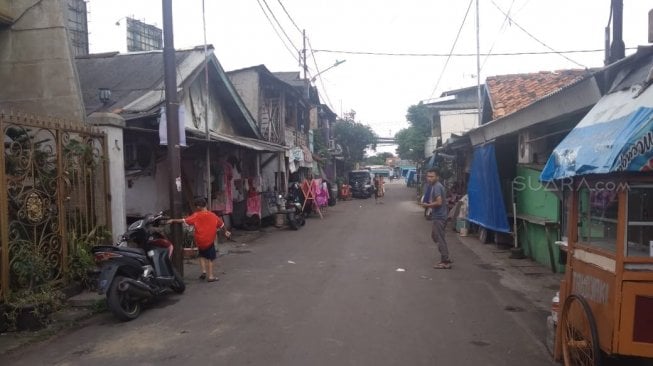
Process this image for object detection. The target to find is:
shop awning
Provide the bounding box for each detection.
[541,82,653,181]
[467,143,511,233]
[209,132,287,152]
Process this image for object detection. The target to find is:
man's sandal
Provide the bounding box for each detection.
[199,273,207,280]
[433,262,452,269]
[207,277,219,282]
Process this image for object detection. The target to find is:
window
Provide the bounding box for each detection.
[627,186,653,258]
[578,187,619,253]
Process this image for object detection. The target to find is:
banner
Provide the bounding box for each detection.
[159,104,187,147]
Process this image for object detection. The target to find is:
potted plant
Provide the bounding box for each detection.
[181,223,198,259]
[4,240,61,331]
[66,225,111,292]
[3,287,64,331]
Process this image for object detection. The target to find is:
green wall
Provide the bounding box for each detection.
[515,166,564,272]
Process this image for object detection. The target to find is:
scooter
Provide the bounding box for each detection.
[91,212,185,321]
[278,183,306,230]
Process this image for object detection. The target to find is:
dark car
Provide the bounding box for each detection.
[348,170,374,198]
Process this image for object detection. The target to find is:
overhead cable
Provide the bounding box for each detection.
[277,0,303,34]
[429,0,474,98]
[307,38,335,111]
[255,0,300,63]
[260,0,300,53]
[489,0,586,68]
[312,48,633,57]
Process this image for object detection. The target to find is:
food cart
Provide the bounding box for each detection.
[540,53,653,365]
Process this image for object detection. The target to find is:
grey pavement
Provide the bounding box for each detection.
[1,183,558,366]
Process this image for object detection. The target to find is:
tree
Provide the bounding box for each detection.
[333,113,378,171]
[365,152,394,166]
[395,103,431,160]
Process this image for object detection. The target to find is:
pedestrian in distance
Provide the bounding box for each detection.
[373,174,385,204]
[420,168,452,269]
[168,197,231,282]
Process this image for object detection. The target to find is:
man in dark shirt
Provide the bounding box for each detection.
[421,168,452,269]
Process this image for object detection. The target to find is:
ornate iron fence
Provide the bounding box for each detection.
[0,113,109,300]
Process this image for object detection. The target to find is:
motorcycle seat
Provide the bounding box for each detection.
[117,246,145,255]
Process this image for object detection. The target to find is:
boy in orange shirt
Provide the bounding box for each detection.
[168,198,230,282]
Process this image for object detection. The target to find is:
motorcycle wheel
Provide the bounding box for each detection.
[289,216,299,230]
[107,275,142,321]
[171,267,186,294]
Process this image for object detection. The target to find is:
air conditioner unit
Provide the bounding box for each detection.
[518,131,532,164]
[328,139,336,150]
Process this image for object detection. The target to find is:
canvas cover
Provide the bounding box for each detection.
[467,144,511,233]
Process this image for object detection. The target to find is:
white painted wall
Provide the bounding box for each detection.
[88,113,127,242]
[439,109,478,142]
[125,159,171,217]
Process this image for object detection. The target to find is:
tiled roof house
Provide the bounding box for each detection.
[485,69,591,120]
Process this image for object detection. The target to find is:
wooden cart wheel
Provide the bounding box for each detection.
[561,294,602,366]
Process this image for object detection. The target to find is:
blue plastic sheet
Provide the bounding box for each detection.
[467,144,511,233]
[541,107,653,181]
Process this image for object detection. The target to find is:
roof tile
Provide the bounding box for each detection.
[486,69,589,119]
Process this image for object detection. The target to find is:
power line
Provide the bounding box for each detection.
[276,0,302,34]
[260,0,300,53]
[481,0,516,71]
[489,0,586,68]
[312,48,634,57]
[429,0,474,98]
[255,0,300,63]
[307,38,334,111]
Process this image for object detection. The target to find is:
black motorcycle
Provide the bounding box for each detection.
[279,183,307,230]
[92,212,185,321]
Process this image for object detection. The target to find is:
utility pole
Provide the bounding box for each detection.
[302,29,309,99]
[609,0,625,64]
[162,0,184,274]
[475,0,482,126]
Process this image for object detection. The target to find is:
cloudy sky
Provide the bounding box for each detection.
[87,0,652,141]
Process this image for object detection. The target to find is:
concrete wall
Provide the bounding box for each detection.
[125,159,172,217]
[228,70,260,125]
[439,109,478,142]
[0,0,86,120]
[88,112,126,241]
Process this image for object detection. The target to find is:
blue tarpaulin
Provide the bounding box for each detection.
[467,144,511,233]
[540,83,653,181]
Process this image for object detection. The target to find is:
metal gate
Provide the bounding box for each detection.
[0,113,109,300]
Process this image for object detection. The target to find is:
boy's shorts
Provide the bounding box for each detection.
[198,246,217,261]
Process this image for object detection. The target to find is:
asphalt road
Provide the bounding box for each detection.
[2,182,556,366]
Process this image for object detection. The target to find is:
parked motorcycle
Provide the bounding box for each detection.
[279,183,306,230]
[91,212,185,321]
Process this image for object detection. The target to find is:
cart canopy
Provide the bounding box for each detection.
[541,77,653,181]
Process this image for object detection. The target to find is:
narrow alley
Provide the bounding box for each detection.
[1,182,556,366]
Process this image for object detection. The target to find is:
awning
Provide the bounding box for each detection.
[541,81,653,181]
[467,143,511,233]
[209,132,287,152]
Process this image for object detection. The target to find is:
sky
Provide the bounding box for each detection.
[86,0,653,154]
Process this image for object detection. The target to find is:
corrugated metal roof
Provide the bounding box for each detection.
[76,49,195,116]
[76,47,262,139]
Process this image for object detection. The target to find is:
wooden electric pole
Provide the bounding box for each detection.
[162,0,184,274]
